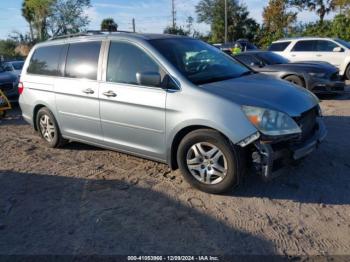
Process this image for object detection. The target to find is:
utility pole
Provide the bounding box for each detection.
[224,0,228,44]
[172,0,176,29]
[132,18,136,32]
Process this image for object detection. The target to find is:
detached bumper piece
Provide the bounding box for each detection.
[252,118,327,180]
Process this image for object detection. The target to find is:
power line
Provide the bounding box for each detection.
[171,0,176,28]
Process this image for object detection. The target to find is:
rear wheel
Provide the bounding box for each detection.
[36,107,66,148]
[345,65,350,80]
[284,75,305,88]
[0,110,6,119]
[177,129,243,194]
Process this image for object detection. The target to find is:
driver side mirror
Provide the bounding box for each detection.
[333,46,344,52]
[136,72,161,87]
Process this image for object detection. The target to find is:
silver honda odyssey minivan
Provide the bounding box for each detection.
[19,32,327,194]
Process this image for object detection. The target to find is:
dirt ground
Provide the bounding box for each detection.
[0,84,350,256]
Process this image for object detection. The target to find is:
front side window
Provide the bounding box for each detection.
[27,45,64,76]
[65,41,101,80]
[291,40,316,52]
[107,41,163,87]
[149,38,251,85]
[268,42,291,52]
[334,38,350,49]
[315,40,339,52]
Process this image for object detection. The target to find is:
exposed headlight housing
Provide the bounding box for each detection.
[309,72,327,79]
[242,106,301,136]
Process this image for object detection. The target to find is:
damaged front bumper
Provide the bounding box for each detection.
[250,118,327,180]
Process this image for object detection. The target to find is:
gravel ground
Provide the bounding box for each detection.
[0,85,350,256]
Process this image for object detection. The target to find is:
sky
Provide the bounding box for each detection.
[0,0,336,39]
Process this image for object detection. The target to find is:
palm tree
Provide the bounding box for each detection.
[22,1,34,41]
[101,18,118,32]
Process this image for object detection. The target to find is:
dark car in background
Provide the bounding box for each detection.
[234,51,345,93]
[214,39,258,54]
[3,60,24,78]
[0,64,19,99]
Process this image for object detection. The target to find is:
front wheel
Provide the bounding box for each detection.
[177,129,243,194]
[284,75,305,88]
[345,65,350,80]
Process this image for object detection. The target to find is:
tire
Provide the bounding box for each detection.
[284,75,305,88]
[345,65,350,80]
[36,107,66,148]
[177,129,243,194]
[0,110,6,119]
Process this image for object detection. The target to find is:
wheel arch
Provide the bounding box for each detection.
[168,125,231,170]
[32,103,56,131]
[282,73,307,88]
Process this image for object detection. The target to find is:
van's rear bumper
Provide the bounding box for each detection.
[252,118,327,180]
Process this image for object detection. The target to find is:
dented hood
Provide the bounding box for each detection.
[201,73,319,117]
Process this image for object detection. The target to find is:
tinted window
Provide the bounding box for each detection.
[291,40,316,52]
[315,40,339,52]
[235,54,260,66]
[255,52,289,65]
[65,41,101,80]
[107,42,162,87]
[334,38,350,49]
[12,61,24,70]
[149,38,251,85]
[27,45,63,76]
[268,42,291,52]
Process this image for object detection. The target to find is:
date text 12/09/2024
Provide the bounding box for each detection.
[127,256,220,261]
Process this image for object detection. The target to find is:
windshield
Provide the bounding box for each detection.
[255,52,289,65]
[149,38,251,85]
[11,61,24,70]
[334,38,350,49]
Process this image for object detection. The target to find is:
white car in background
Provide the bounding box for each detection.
[268,37,350,80]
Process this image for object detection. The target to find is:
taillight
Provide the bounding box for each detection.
[18,82,24,95]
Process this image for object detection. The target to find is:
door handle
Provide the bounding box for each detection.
[103,90,117,97]
[291,54,296,57]
[316,54,322,57]
[82,88,94,94]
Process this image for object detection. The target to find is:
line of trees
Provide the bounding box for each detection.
[1,0,350,59]
[190,0,350,48]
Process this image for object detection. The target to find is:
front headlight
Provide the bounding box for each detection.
[242,106,301,136]
[309,72,326,78]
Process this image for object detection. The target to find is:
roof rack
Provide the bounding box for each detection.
[49,30,135,41]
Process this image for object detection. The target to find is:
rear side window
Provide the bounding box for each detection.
[107,41,162,87]
[268,42,291,52]
[27,45,64,76]
[291,40,316,52]
[65,41,101,80]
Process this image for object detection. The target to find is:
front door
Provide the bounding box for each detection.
[99,41,167,160]
[288,40,317,62]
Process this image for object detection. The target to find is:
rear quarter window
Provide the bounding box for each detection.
[268,42,291,52]
[27,45,64,76]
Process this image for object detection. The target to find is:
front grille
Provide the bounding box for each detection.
[293,107,318,142]
[0,83,13,91]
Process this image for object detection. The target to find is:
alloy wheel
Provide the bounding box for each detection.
[39,114,56,142]
[186,142,228,185]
